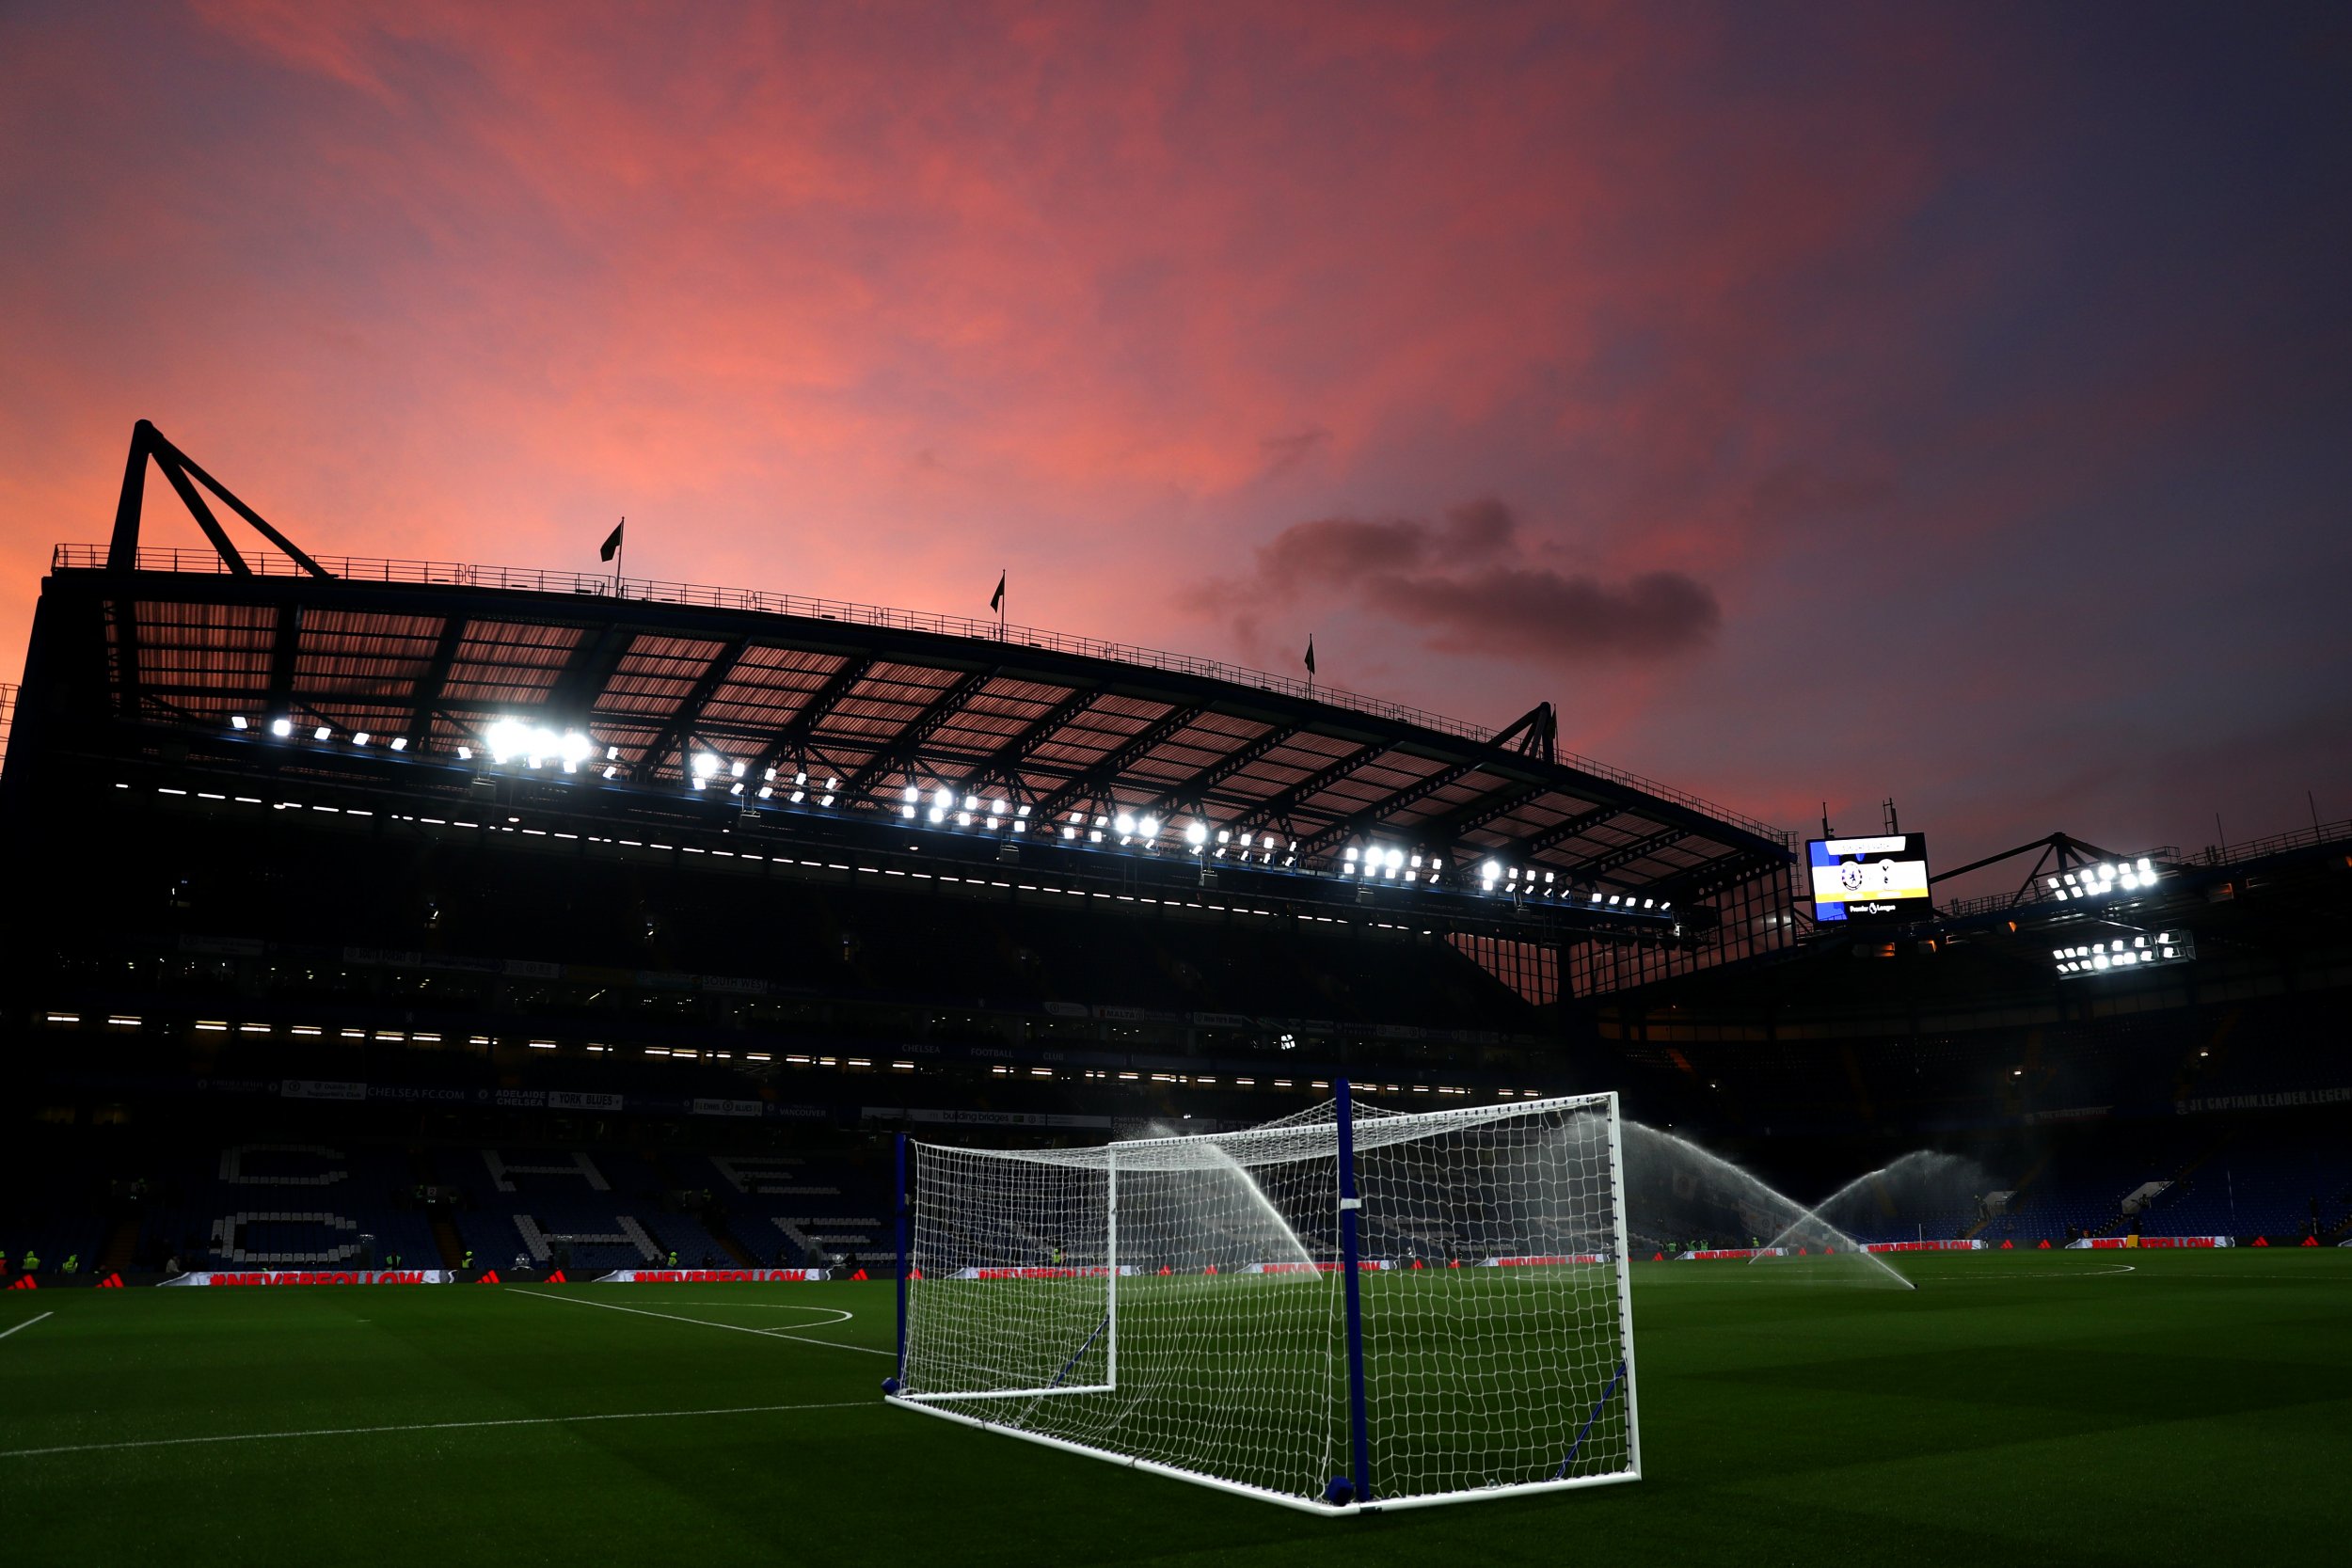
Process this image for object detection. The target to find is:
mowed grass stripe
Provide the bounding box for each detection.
[0,1398,882,1460]
[1,1257,2346,1568]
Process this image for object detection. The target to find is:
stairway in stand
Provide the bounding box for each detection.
[430,1213,466,1270]
[98,1213,143,1274]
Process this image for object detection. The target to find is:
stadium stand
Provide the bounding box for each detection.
[3,427,2347,1280]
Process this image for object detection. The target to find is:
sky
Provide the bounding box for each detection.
[3,1,2347,893]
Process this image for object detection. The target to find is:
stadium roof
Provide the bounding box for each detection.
[17,422,1791,904]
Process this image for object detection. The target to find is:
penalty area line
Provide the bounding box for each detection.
[0,1311,54,1341]
[0,1398,876,1462]
[505,1286,892,1356]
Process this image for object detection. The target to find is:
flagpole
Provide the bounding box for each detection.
[999,565,1006,641]
[614,516,625,598]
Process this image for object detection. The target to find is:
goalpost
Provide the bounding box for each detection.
[882,1084,1640,1515]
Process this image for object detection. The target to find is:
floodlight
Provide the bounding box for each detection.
[1186,821,1210,847]
[313,725,330,740]
[964,795,980,812]
[1138,816,1159,837]
[818,793,835,806]
[609,746,622,761]
[1115,813,1137,835]
[230,716,248,731]
[456,746,473,760]
[691,752,722,780]
[1482,861,1501,879]
[905,785,920,800]
[1385,847,1404,869]
[271,718,293,737]
[389,737,408,752]
[731,760,746,779]
[935,788,953,808]
[928,806,946,823]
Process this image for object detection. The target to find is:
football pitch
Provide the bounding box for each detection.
[4,1251,2345,1566]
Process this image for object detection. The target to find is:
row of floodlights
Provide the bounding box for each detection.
[2053,932,2186,975]
[2046,858,2159,900]
[1470,854,1668,911]
[234,715,410,751]
[226,712,1650,904]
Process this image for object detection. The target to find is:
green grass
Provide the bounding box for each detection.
[5,1251,2348,1565]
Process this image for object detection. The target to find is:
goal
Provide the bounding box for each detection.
[882,1085,1640,1514]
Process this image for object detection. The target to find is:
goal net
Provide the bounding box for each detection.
[886,1087,1640,1514]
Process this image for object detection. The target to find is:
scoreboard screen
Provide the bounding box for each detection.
[1808,833,1931,923]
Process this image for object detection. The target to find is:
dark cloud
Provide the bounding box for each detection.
[1368,566,1719,660]
[1256,426,1331,481]
[1248,515,1429,586]
[1437,498,1518,559]
[1192,499,1718,663]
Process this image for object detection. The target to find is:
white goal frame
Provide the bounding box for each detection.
[883,1083,1642,1515]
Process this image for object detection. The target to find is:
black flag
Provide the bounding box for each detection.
[1304,635,1316,676]
[991,570,1006,612]
[600,519,625,562]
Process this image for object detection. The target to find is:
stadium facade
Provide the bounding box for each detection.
[3,424,2348,1281]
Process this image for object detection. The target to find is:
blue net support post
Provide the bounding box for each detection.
[893,1132,911,1387]
[1336,1079,1373,1505]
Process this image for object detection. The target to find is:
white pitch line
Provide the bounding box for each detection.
[507,1287,892,1356]
[0,1311,54,1341]
[0,1397,876,1461]
[654,1302,857,1326]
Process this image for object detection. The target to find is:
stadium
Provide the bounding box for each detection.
[2,423,2346,1561]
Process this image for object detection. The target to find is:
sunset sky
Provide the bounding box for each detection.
[4,2,2346,889]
